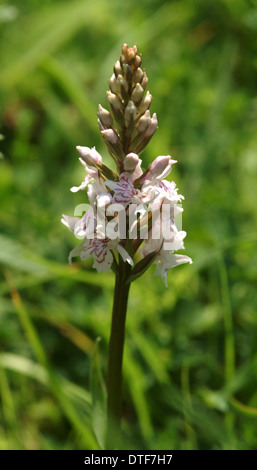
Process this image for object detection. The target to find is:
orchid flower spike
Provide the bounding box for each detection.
[62,44,191,286]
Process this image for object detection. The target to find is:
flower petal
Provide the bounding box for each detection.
[68,240,88,265]
[61,215,80,233]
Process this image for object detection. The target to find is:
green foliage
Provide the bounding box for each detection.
[89,338,107,449]
[1,0,257,450]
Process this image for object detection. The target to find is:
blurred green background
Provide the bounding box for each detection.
[1,0,257,450]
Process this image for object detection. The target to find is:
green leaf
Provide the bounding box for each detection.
[123,349,153,440]
[0,353,91,407]
[4,278,99,449]
[89,337,107,449]
[0,234,111,288]
[229,397,257,418]
[198,388,229,413]
[126,250,158,283]
[41,57,97,133]
[0,0,109,89]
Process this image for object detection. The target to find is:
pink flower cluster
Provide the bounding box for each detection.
[62,146,192,286]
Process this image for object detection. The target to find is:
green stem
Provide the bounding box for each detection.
[106,259,131,449]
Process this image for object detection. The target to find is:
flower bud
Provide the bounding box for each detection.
[121,44,139,65]
[149,155,176,179]
[144,113,158,138]
[101,130,125,161]
[122,43,129,55]
[120,53,126,65]
[136,110,151,133]
[141,73,148,90]
[117,74,129,98]
[124,153,139,171]
[97,104,113,128]
[101,129,119,145]
[114,60,123,77]
[122,63,133,83]
[109,74,119,94]
[106,91,123,111]
[76,146,102,166]
[127,51,136,63]
[133,67,144,83]
[122,44,138,56]
[131,83,144,104]
[134,54,142,69]
[137,91,152,116]
[124,100,137,124]
[97,118,105,132]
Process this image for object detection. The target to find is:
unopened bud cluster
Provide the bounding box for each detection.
[97,43,157,168]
